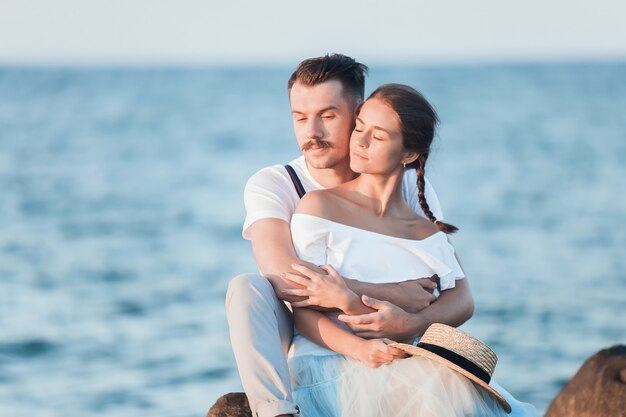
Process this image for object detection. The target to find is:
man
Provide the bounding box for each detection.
[226,54,474,417]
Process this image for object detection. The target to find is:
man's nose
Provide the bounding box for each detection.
[306,118,323,139]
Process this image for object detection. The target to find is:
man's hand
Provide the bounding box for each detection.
[344,275,438,314]
[338,295,420,343]
[281,264,359,311]
[392,276,438,313]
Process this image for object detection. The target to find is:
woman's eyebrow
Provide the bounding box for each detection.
[356,117,391,134]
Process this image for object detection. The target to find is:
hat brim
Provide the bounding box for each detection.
[389,342,512,414]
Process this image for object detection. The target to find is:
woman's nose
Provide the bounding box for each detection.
[353,133,368,148]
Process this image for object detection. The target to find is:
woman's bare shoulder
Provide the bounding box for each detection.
[403,210,441,239]
[294,189,338,217]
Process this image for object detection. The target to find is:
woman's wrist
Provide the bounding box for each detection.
[338,290,361,314]
[345,336,368,361]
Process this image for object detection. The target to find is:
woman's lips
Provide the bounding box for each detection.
[351,151,368,160]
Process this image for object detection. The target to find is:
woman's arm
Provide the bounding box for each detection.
[282,264,437,315]
[338,278,474,341]
[282,264,374,315]
[293,307,407,368]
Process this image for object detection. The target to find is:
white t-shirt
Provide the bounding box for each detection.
[242,155,444,239]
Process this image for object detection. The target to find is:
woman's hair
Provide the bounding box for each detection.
[368,83,458,234]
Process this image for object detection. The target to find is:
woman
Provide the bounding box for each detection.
[281,84,537,416]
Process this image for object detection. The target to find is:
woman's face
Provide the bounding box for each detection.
[350,98,410,175]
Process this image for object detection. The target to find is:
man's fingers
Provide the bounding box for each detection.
[337,312,377,325]
[281,288,309,297]
[290,264,323,280]
[360,294,390,310]
[291,299,314,308]
[319,264,339,278]
[281,272,310,286]
[416,277,438,291]
[352,330,380,338]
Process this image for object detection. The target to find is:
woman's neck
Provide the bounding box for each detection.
[349,170,407,217]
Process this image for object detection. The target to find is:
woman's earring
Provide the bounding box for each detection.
[403,162,407,168]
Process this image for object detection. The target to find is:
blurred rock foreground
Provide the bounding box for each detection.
[207,345,626,417]
[545,345,626,417]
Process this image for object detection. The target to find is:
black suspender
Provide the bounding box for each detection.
[284,164,306,199]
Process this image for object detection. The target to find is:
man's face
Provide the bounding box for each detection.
[289,80,357,170]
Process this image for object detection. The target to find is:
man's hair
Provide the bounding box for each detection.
[288,53,368,101]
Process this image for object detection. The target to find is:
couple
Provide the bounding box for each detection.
[226,54,537,417]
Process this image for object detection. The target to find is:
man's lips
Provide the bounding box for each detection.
[301,140,331,152]
[306,146,330,153]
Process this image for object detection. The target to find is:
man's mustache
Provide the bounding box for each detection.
[301,139,332,151]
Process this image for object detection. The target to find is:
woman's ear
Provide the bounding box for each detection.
[402,152,419,166]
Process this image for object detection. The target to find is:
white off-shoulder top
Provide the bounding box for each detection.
[288,213,465,358]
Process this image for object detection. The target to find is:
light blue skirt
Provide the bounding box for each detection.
[289,353,536,417]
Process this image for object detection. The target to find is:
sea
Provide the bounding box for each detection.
[0,62,625,416]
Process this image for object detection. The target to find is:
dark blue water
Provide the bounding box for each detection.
[1,62,625,416]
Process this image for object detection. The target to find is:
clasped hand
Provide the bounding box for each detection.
[281,263,358,311]
[339,294,417,343]
[355,338,409,368]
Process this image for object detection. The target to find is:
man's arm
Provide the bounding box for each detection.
[342,277,436,313]
[248,218,436,312]
[338,278,474,342]
[247,218,323,302]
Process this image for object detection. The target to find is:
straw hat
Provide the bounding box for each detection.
[388,323,512,413]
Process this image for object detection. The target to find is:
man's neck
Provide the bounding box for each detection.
[306,161,358,189]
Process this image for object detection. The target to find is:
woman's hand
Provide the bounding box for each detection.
[281,264,359,312]
[354,338,408,368]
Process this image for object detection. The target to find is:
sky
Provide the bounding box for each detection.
[1,0,625,66]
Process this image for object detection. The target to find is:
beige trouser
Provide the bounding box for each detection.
[226,273,299,417]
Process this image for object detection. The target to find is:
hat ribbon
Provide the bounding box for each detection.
[417,342,491,384]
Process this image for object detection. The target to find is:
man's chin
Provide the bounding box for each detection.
[304,154,339,170]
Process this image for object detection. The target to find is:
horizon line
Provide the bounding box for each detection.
[1,55,626,70]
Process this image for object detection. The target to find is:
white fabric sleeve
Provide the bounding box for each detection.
[242,167,297,240]
[434,239,465,291]
[290,215,328,266]
[402,169,444,221]
[400,235,464,291]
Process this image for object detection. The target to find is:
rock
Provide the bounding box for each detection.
[207,392,252,417]
[545,345,626,417]
[210,347,626,417]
